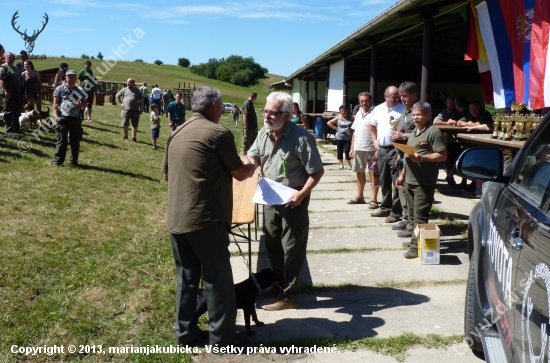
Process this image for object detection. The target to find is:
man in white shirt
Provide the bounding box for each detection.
[368,86,404,222]
[151,84,163,115]
[349,92,377,206]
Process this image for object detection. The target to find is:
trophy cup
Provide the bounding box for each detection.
[524,117,532,139]
[499,117,508,139]
[503,121,513,140]
[492,114,501,139]
[389,116,398,131]
[515,118,525,140]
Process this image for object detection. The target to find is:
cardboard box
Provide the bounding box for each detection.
[415,224,441,265]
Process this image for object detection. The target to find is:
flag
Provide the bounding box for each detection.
[529,0,550,108]
[477,1,515,108]
[465,2,488,61]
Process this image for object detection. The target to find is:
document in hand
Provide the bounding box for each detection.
[391,142,414,156]
[251,177,297,205]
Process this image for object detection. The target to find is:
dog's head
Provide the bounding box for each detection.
[254,268,281,290]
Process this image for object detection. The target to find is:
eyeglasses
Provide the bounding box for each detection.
[262,110,287,117]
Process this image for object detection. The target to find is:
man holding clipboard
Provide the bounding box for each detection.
[395,101,447,259]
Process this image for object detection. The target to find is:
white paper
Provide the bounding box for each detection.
[251,177,297,205]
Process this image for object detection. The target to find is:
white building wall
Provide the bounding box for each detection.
[327,60,344,111]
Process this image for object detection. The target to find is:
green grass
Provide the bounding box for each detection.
[35,57,284,108]
[0,101,252,362]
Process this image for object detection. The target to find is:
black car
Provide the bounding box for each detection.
[458,114,550,362]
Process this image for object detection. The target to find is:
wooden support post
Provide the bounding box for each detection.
[343,58,349,106]
[305,76,310,113]
[313,71,318,114]
[420,19,433,102]
[324,67,330,113]
[370,43,378,105]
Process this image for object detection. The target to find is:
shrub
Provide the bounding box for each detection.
[97,52,104,60]
[81,54,89,59]
[154,59,163,65]
[178,58,190,67]
[134,59,144,63]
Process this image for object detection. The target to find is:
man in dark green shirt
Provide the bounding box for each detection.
[241,91,258,155]
[396,101,447,259]
[163,86,254,347]
[78,60,96,122]
[166,92,186,131]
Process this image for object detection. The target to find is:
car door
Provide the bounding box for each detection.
[506,120,550,363]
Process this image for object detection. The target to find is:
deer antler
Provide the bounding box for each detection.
[30,13,49,38]
[11,11,27,37]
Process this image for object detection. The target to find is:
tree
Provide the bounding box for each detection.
[178,58,190,67]
[134,59,144,63]
[97,52,104,60]
[81,54,89,59]
[154,59,163,65]
[189,55,268,86]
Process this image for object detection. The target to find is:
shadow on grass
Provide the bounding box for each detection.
[77,164,159,181]
[84,123,120,134]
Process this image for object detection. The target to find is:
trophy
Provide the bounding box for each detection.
[524,117,532,139]
[389,116,398,131]
[499,117,508,139]
[515,118,525,140]
[492,114,501,139]
[503,121,513,140]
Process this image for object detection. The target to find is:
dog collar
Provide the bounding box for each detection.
[250,272,261,290]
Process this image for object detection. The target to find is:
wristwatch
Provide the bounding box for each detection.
[419,155,424,163]
[402,133,407,140]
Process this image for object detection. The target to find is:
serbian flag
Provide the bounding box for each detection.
[529,0,550,108]
[477,1,515,108]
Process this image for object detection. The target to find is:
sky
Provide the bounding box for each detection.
[1,0,398,77]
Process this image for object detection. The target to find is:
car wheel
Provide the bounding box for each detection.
[465,255,484,353]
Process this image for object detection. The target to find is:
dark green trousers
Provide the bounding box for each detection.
[405,184,436,247]
[169,223,236,346]
[263,194,310,300]
[53,116,82,165]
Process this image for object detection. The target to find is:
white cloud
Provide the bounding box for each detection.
[63,27,94,32]
[172,6,225,14]
[51,11,79,16]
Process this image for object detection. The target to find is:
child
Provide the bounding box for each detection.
[150,103,161,150]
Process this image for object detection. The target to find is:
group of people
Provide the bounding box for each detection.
[164,87,324,347]
[344,82,493,259]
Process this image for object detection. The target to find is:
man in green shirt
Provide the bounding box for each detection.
[396,101,447,259]
[77,60,96,122]
[139,82,149,113]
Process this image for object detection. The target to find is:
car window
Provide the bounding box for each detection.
[513,120,550,209]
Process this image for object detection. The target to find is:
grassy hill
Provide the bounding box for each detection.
[34,57,286,107]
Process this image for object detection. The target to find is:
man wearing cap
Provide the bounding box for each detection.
[0,52,24,133]
[15,50,28,73]
[116,78,143,141]
[78,60,97,122]
[52,70,87,166]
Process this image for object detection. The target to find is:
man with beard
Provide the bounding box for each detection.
[246,92,324,310]
[369,86,404,222]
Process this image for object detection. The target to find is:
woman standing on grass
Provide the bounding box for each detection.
[327,104,353,170]
[22,60,42,112]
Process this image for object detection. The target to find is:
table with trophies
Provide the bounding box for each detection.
[456,110,544,151]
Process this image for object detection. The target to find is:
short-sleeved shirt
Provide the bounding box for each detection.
[247,122,323,189]
[242,99,258,130]
[150,111,160,129]
[352,108,374,152]
[290,112,302,125]
[335,117,353,141]
[53,84,87,118]
[0,64,23,92]
[139,86,149,97]
[164,113,243,233]
[78,68,96,92]
[151,87,162,99]
[405,124,446,186]
[370,102,404,147]
[434,108,456,122]
[460,109,494,131]
[116,87,142,111]
[166,101,186,123]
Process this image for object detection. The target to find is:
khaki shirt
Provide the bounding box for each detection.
[405,124,446,186]
[164,113,243,233]
[247,121,323,189]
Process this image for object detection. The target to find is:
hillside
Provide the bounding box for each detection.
[34,57,286,106]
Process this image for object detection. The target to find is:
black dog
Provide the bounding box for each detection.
[196,268,280,336]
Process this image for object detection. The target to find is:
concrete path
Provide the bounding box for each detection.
[196,143,483,363]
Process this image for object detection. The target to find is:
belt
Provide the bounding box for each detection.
[379,145,394,149]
